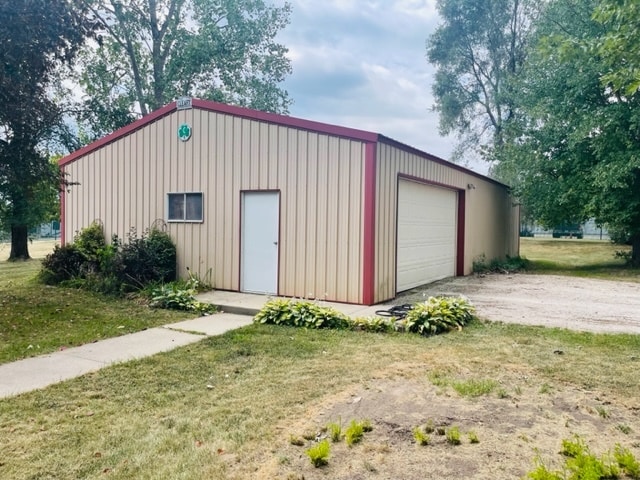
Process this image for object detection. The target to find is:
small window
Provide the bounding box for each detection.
[168,192,203,222]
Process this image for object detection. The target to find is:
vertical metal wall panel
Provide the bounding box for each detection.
[314,135,329,299]
[373,141,518,303]
[304,133,319,298]
[62,108,366,303]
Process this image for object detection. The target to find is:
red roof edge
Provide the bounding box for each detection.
[378,134,510,189]
[192,99,379,143]
[59,99,380,167]
[59,102,177,167]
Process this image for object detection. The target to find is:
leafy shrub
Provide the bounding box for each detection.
[306,439,330,467]
[399,296,475,336]
[39,224,178,297]
[73,222,106,266]
[254,299,349,329]
[254,297,476,338]
[473,254,529,273]
[149,278,216,314]
[350,316,394,333]
[39,244,85,284]
[117,228,176,290]
[609,226,632,246]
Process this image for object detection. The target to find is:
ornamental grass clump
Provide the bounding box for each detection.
[305,439,330,467]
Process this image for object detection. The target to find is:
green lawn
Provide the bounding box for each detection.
[520,237,639,281]
[0,248,198,365]
[1,323,639,479]
[1,238,639,478]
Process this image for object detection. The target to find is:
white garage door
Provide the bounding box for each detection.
[397,179,457,292]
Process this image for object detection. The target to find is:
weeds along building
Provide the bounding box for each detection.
[59,99,519,305]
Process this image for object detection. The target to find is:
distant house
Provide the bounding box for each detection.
[59,99,519,305]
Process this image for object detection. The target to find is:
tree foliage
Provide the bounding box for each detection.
[0,0,92,260]
[426,0,538,159]
[494,0,640,265]
[592,0,640,96]
[76,0,293,139]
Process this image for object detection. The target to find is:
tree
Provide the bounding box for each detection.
[0,0,92,260]
[426,0,538,161]
[592,0,640,96]
[76,0,292,139]
[495,0,640,265]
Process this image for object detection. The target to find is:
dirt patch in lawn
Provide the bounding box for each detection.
[252,372,640,480]
[392,273,640,335]
[238,274,640,479]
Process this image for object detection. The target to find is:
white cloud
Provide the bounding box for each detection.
[273,0,474,167]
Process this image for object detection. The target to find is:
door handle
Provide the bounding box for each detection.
[273,241,278,246]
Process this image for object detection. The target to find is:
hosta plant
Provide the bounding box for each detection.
[254,299,349,329]
[400,296,475,336]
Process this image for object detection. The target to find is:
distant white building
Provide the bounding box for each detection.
[522,219,609,240]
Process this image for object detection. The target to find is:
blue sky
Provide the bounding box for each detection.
[275,0,462,168]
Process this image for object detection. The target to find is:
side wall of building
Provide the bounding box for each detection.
[63,108,366,303]
[373,141,519,303]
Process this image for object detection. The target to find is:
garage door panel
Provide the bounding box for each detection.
[397,180,457,292]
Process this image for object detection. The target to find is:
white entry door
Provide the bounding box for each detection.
[241,191,279,294]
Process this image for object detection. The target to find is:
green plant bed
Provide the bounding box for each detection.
[254,297,475,337]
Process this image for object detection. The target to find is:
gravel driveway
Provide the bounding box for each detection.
[395,273,640,334]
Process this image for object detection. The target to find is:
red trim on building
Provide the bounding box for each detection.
[362,142,377,305]
[59,99,379,168]
[192,99,379,143]
[380,135,509,189]
[59,103,176,167]
[60,178,66,245]
[398,173,462,191]
[456,190,466,276]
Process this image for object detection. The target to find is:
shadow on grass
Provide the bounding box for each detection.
[527,259,640,281]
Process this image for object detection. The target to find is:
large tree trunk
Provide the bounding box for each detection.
[9,225,30,260]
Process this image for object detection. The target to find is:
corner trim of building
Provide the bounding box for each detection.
[362,142,377,305]
[60,175,66,245]
[456,190,466,276]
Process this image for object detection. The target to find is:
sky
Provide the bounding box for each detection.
[274,0,467,170]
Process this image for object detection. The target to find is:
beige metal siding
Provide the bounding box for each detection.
[374,141,518,303]
[63,108,366,303]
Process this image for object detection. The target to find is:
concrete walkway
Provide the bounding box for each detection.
[0,313,253,399]
[197,290,384,318]
[0,292,389,400]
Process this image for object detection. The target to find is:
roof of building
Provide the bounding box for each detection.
[58,98,508,188]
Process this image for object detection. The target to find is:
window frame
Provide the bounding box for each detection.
[167,192,204,223]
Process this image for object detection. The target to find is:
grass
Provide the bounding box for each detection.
[0,240,198,364]
[520,238,639,281]
[427,371,499,398]
[1,238,640,477]
[2,322,640,478]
